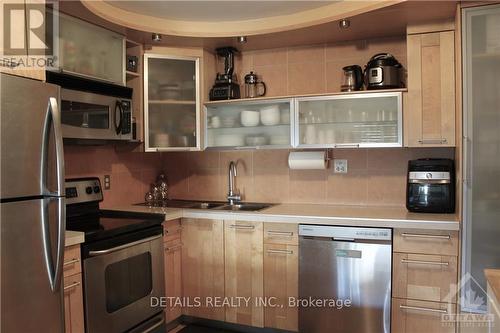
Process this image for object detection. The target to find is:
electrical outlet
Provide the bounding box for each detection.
[104,175,111,190]
[334,159,348,173]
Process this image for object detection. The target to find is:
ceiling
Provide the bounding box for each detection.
[106,1,335,22]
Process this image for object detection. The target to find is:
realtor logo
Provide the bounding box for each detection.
[2,0,58,68]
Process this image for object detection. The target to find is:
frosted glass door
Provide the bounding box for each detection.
[58,13,124,85]
[144,54,200,151]
[296,92,402,148]
[205,99,293,149]
[462,4,500,314]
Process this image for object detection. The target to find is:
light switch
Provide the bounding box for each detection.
[334,159,348,173]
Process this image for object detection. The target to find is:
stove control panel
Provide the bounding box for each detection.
[65,178,103,205]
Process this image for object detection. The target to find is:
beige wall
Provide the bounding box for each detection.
[214,36,407,98]
[163,148,454,206]
[64,145,163,208]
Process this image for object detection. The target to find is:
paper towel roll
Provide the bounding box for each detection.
[288,151,327,170]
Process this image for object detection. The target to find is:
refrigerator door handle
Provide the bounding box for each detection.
[41,97,65,196]
[53,197,65,291]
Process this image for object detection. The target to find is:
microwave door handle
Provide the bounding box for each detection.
[41,97,65,196]
[114,101,123,134]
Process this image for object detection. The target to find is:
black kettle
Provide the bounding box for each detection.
[341,65,363,91]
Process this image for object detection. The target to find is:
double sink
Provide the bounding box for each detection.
[138,200,272,212]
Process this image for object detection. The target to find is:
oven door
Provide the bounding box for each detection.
[60,88,131,141]
[83,234,164,333]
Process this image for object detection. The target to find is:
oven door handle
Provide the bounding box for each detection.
[88,234,162,257]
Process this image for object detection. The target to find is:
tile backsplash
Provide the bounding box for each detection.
[163,148,454,207]
[64,145,162,208]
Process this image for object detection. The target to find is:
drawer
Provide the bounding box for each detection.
[163,219,182,242]
[264,223,298,245]
[394,229,458,256]
[393,253,458,303]
[392,298,456,333]
[63,273,84,333]
[63,245,81,278]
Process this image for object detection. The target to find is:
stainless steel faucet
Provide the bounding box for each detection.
[227,161,241,205]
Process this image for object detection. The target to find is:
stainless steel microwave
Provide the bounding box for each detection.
[60,88,132,141]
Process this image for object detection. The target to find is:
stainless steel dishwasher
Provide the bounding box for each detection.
[299,225,392,333]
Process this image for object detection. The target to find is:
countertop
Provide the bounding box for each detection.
[485,269,500,301]
[107,203,460,230]
[65,230,84,247]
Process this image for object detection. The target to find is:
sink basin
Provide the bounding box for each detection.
[212,203,271,212]
[187,202,225,209]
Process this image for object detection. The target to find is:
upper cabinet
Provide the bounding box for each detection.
[296,92,403,148]
[57,12,125,85]
[144,53,201,151]
[405,29,456,147]
[205,98,294,149]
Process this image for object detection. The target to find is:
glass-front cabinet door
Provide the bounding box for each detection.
[58,13,125,85]
[144,54,200,151]
[205,99,294,149]
[295,92,402,148]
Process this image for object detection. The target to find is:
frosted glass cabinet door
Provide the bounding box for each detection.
[144,54,200,151]
[296,92,402,148]
[58,13,125,85]
[205,99,293,149]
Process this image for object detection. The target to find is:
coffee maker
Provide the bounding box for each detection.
[209,47,241,101]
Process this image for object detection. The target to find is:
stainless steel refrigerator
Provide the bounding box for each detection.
[462,4,500,313]
[1,73,65,332]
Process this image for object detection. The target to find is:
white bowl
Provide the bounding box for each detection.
[220,116,238,128]
[214,134,244,147]
[240,110,260,127]
[260,105,280,126]
[245,135,268,146]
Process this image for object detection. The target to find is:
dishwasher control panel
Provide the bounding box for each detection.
[299,225,392,241]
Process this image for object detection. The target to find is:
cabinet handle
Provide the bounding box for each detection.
[229,224,255,230]
[267,231,294,237]
[63,258,80,266]
[63,281,81,291]
[401,233,451,240]
[267,249,293,255]
[401,259,449,266]
[164,244,182,252]
[334,143,360,148]
[165,227,182,234]
[418,139,448,144]
[399,304,448,314]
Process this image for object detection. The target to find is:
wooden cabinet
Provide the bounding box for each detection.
[224,220,264,327]
[164,219,182,242]
[181,218,225,321]
[63,246,84,333]
[406,30,456,147]
[0,0,45,80]
[394,229,459,256]
[392,298,455,333]
[164,238,182,322]
[264,223,298,246]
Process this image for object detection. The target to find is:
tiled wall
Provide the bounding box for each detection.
[163,148,454,207]
[216,36,407,98]
[64,145,163,208]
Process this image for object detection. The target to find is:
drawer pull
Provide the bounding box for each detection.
[165,227,182,234]
[400,304,448,314]
[229,224,255,230]
[165,244,182,252]
[267,231,294,237]
[63,258,80,266]
[418,139,448,144]
[63,281,81,291]
[401,259,449,266]
[267,249,293,255]
[401,233,451,240]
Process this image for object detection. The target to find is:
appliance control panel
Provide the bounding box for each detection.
[65,178,103,205]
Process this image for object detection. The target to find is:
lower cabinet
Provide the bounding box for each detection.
[181,218,225,321]
[164,238,182,322]
[263,243,298,332]
[392,298,456,333]
[63,273,84,333]
[224,220,264,327]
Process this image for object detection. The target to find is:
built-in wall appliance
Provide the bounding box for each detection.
[299,225,392,333]
[461,4,500,314]
[406,158,456,213]
[65,178,166,333]
[47,71,132,141]
[1,73,66,332]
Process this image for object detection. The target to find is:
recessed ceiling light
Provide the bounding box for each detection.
[152,33,162,42]
[237,36,247,44]
[339,19,350,29]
